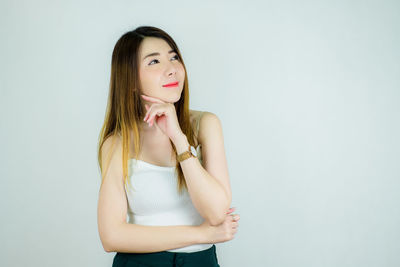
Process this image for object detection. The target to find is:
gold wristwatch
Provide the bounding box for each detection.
[177,145,197,162]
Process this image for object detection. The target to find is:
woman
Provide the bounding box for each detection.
[97,26,240,267]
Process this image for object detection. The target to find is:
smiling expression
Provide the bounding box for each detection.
[138,37,185,103]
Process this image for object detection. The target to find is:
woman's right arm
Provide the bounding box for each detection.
[97,135,209,253]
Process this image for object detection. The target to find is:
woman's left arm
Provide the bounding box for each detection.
[173,112,232,226]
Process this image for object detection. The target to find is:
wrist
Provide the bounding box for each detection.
[195,225,211,244]
[173,133,190,155]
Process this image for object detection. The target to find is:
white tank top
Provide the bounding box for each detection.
[124,112,214,253]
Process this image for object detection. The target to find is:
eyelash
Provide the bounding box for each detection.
[149,54,179,65]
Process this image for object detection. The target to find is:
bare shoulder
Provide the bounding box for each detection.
[189,109,220,144]
[100,134,124,183]
[98,134,128,252]
[190,110,231,203]
[102,134,122,157]
[189,109,201,122]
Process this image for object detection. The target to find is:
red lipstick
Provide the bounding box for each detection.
[162,81,179,87]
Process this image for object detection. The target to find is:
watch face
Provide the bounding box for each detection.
[190,146,197,157]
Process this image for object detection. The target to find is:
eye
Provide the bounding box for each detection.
[148,54,180,65]
[148,59,159,65]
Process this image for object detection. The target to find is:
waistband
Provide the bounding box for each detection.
[114,244,217,266]
[117,243,215,257]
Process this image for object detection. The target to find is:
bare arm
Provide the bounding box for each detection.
[106,223,206,253]
[97,135,209,253]
[172,112,232,226]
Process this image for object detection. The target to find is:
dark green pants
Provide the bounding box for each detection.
[112,244,220,267]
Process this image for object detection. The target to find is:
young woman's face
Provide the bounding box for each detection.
[138,37,185,104]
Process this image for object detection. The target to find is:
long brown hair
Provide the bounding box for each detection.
[97,26,197,195]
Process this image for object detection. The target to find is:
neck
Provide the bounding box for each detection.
[138,121,168,139]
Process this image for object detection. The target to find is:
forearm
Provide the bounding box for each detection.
[106,222,206,253]
[173,134,231,225]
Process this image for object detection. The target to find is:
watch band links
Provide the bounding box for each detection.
[177,145,196,162]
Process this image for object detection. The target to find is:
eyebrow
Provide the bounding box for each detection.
[142,49,176,61]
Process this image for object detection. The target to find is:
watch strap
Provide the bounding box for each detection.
[177,145,196,162]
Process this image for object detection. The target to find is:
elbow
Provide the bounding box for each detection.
[99,221,127,253]
[208,193,232,226]
[202,189,232,226]
[104,246,112,253]
[207,208,228,226]
[101,222,129,252]
[101,237,115,253]
[208,215,226,226]
[208,196,232,226]
[105,247,115,253]
[99,229,118,253]
[104,241,115,253]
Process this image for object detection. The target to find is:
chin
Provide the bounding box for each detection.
[169,96,181,103]
[166,94,182,104]
[163,90,182,102]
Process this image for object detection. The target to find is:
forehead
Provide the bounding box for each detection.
[139,37,172,56]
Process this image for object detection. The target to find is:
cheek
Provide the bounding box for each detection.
[178,65,185,77]
[141,70,159,85]
[139,75,154,94]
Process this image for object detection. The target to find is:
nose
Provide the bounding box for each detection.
[165,61,177,77]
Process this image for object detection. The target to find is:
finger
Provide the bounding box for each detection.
[149,107,167,126]
[145,104,159,123]
[226,207,235,214]
[147,109,160,126]
[141,94,165,103]
[145,114,152,126]
[145,111,150,123]
[147,110,155,126]
[144,105,149,121]
[231,214,240,221]
[150,114,158,127]
[144,105,152,122]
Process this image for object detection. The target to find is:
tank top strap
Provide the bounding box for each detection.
[196,111,205,144]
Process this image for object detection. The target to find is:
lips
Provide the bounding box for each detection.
[162,81,179,87]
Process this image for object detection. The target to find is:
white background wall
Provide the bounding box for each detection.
[1,0,399,266]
